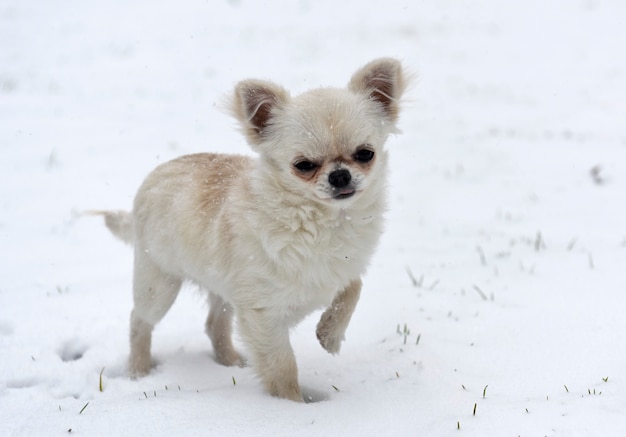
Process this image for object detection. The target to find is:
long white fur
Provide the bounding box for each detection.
[100,58,406,402]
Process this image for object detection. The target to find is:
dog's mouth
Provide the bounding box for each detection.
[333,188,356,200]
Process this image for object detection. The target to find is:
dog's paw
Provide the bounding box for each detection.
[128,358,154,379]
[316,320,344,355]
[214,349,247,368]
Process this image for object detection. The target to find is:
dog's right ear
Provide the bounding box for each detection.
[232,80,290,146]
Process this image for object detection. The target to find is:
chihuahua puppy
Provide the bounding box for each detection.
[99,58,406,402]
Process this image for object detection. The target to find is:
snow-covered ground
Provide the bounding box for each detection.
[2,0,626,435]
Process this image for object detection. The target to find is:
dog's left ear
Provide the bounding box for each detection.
[348,58,406,122]
[232,79,290,146]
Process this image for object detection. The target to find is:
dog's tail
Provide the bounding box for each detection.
[85,210,134,245]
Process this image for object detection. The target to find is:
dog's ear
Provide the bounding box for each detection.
[348,58,406,122]
[232,80,290,145]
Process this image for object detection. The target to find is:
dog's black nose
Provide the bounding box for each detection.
[328,169,351,188]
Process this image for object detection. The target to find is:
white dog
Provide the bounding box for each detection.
[98,58,407,402]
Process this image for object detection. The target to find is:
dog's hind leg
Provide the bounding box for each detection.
[205,292,245,367]
[129,248,182,377]
[316,278,362,355]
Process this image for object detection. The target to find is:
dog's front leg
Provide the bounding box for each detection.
[238,308,303,402]
[316,278,362,355]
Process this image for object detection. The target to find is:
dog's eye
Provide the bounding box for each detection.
[354,148,375,163]
[294,160,318,172]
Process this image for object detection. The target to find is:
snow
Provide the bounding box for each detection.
[1,0,626,435]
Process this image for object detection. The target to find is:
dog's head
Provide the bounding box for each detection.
[231,58,406,208]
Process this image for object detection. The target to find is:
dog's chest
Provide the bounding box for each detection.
[264,209,380,295]
[199,201,384,318]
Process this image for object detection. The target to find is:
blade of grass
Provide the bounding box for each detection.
[79,402,89,415]
[99,367,105,392]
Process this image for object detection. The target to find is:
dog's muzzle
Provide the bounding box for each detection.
[329,169,356,199]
